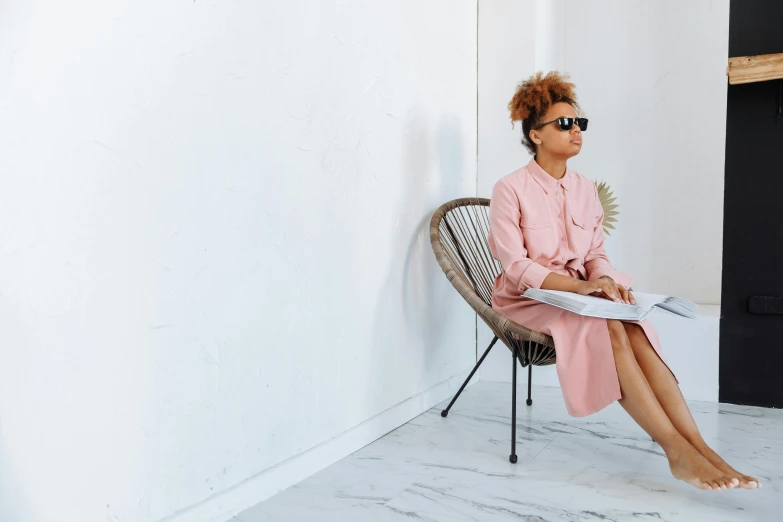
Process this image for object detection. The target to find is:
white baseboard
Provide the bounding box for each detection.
[157,368,480,522]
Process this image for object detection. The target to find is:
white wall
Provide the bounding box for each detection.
[477,0,729,397]
[477,0,539,194]
[0,2,478,522]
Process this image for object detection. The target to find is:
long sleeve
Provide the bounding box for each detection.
[583,183,634,289]
[489,180,553,291]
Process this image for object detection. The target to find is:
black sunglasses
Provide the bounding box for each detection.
[533,117,588,131]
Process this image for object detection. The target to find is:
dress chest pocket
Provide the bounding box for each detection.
[519,216,552,230]
[519,215,555,255]
[571,213,598,254]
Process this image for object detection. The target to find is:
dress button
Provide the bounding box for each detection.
[558,213,562,218]
[555,191,560,196]
[561,237,566,241]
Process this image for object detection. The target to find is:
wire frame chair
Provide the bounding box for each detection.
[429,197,556,463]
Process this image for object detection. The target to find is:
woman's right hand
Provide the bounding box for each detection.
[574,279,623,303]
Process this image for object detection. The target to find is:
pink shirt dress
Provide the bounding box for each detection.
[488,158,677,417]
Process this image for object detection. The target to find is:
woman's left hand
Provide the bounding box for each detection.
[595,276,636,305]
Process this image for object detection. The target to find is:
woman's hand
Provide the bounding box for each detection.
[575,276,635,305]
[597,276,635,304]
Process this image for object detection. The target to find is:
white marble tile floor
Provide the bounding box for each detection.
[236,382,782,522]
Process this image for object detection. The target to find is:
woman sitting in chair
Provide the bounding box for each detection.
[487,71,759,491]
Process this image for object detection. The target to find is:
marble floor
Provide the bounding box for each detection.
[236,382,782,522]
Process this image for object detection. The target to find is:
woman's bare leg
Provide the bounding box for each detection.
[605,319,734,490]
[622,322,761,489]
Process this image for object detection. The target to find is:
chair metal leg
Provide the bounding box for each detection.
[510,343,518,463]
[439,335,523,464]
[526,364,533,406]
[441,336,499,417]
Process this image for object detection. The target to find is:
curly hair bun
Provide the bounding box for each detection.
[508,71,578,127]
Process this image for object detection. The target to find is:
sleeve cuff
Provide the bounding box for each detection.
[518,262,553,292]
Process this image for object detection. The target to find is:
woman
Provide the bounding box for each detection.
[487,71,760,491]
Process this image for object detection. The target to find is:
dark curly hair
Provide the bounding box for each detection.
[508,71,582,155]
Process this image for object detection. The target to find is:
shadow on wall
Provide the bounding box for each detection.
[367,109,467,414]
[0,407,41,522]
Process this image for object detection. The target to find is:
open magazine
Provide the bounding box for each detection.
[521,289,698,320]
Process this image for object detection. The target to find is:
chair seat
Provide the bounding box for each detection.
[429,197,556,367]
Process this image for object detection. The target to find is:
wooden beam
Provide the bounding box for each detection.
[727,52,783,85]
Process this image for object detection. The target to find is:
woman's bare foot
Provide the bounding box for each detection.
[689,440,761,489]
[667,442,736,491]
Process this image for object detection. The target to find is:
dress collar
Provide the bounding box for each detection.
[526,157,571,194]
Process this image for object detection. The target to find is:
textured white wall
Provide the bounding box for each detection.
[0,2,478,521]
[478,0,729,396]
[477,0,539,194]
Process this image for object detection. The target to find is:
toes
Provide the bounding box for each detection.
[741,476,759,489]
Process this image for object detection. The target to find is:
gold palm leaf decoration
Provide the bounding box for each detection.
[595,180,619,236]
